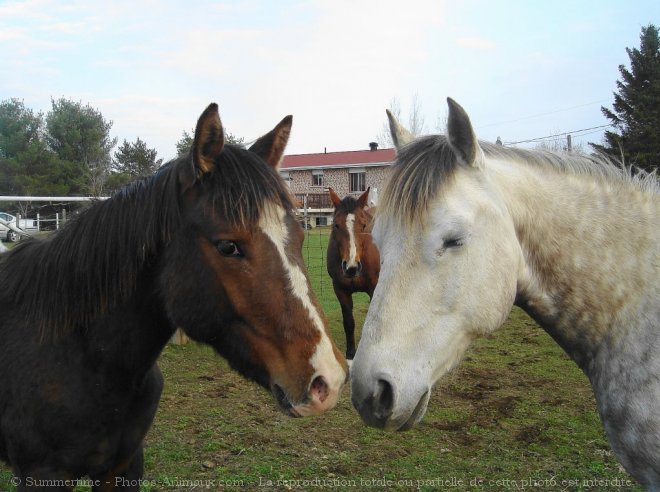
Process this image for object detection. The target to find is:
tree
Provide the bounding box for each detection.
[106,138,163,192]
[113,137,162,177]
[175,130,194,157]
[0,99,43,159]
[46,98,117,195]
[0,99,43,196]
[535,131,585,153]
[176,128,245,157]
[0,98,87,215]
[592,24,660,172]
[377,94,427,148]
[0,99,85,198]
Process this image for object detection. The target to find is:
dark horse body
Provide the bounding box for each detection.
[0,105,347,491]
[327,188,380,359]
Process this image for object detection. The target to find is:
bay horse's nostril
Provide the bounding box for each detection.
[342,260,361,278]
[373,379,394,420]
[310,375,329,403]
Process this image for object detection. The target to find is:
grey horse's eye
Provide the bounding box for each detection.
[443,238,464,249]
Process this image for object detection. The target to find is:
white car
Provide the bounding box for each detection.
[0,212,37,242]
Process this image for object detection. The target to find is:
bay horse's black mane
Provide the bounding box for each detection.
[0,144,293,338]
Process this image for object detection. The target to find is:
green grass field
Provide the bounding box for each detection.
[0,229,641,490]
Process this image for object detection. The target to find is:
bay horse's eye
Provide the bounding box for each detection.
[214,240,243,257]
[334,224,340,229]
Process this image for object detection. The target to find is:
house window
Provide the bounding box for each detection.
[280,171,292,187]
[349,169,366,193]
[316,216,328,227]
[311,170,324,187]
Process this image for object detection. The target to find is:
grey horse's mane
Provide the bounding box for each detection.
[379,135,658,228]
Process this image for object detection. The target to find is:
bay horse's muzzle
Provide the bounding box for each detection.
[272,371,347,418]
[342,260,362,278]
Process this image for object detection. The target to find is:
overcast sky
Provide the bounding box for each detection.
[1,0,658,160]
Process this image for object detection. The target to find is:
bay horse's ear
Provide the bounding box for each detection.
[328,188,342,208]
[179,103,225,191]
[357,187,370,208]
[446,98,479,167]
[193,103,225,176]
[249,115,293,170]
[386,109,414,150]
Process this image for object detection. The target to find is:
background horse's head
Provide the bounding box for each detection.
[163,104,348,416]
[351,99,521,430]
[328,188,373,278]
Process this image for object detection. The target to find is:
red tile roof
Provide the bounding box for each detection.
[281,148,395,170]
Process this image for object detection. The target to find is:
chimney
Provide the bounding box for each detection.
[369,142,378,151]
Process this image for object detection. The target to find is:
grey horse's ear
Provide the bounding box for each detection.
[386,109,414,150]
[446,98,479,167]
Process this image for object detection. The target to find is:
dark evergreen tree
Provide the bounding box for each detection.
[592,24,660,172]
[113,138,161,176]
[107,138,162,192]
[175,129,194,157]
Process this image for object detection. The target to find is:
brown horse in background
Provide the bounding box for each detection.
[327,188,380,359]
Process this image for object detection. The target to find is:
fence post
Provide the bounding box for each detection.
[62,208,66,225]
[37,213,40,231]
[304,194,308,228]
[56,213,59,230]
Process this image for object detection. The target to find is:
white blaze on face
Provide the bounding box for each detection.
[258,203,346,400]
[345,213,358,268]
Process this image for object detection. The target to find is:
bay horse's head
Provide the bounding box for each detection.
[329,188,373,278]
[163,104,348,416]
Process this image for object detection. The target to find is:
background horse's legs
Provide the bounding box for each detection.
[333,284,356,359]
[91,443,144,492]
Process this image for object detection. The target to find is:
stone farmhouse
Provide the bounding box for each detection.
[280,143,395,227]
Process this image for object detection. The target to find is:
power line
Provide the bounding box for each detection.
[503,124,613,146]
[478,100,609,129]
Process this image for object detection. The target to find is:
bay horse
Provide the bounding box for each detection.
[327,188,380,359]
[0,104,347,491]
[351,98,659,489]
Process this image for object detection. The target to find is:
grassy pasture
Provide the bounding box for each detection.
[0,228,641,490]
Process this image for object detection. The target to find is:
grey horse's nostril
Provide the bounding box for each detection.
[373,379,394,419]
